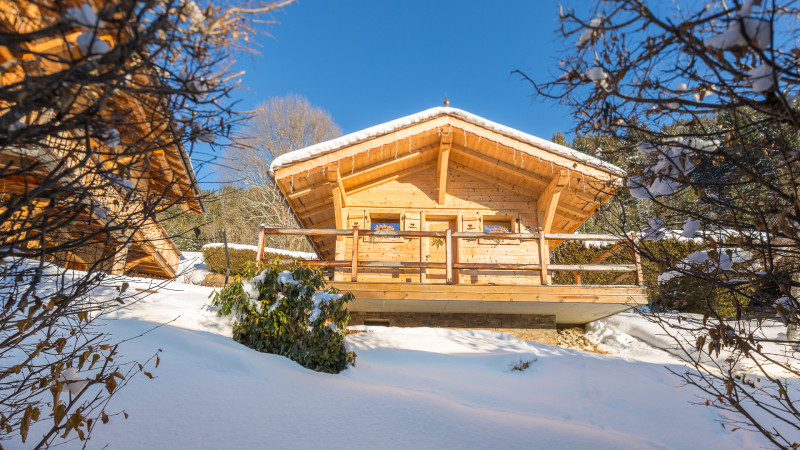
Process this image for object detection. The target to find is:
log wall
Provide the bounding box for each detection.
[338,167,546,285]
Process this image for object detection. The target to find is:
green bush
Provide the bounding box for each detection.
[658,273,750,319]
[213,263,355,373]
[202,245,309,276]
[550,238,768,317]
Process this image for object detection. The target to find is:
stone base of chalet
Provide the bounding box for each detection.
[348,312,557,346]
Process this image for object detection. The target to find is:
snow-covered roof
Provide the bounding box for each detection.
[269,106,624,176]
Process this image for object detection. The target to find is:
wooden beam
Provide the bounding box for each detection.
[326,165,348,208]
[453,146,547,188]
[606,272,634,285]
[445,228,453,284]
[538,230,549,285]
[300,200,335,219]
[445,116,622,181]
[125,254,153,270]
[330,166,345,281]
[631,239,644,285]
[346,162,434,196]
[273,118,448,179]
[450,160,537,200]
[537,169,569,233]
[341,143,438,183]
[330,185,343,229]
[351,226,359,282]
[420,211,426,283]
[436,127,453,205]
[256,226,266,261]
[549,264,636,272]
[455,144,608,206]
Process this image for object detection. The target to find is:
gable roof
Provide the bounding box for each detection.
[269,106,624,177]
[269,106,625,260]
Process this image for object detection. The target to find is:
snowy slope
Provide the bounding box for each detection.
[10,272,781,449]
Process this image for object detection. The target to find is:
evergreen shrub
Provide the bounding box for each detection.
[213,262,355,373]
[201,245,309,276]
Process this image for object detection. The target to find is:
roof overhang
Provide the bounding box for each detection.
[270,106,624,178]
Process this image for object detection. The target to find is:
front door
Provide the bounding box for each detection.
[425,218,457,283]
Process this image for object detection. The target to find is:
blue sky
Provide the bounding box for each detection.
[196,0,578,186]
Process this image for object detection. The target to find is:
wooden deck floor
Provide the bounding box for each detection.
[330,282,648,325]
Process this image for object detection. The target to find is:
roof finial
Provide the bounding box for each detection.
[443,95,450,107]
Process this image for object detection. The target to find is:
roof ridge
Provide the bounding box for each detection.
[269,106,624,177]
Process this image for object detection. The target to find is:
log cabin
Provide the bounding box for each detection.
[0,1,202,279]
[263,106,647,344]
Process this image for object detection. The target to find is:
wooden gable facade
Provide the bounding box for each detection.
[0,0,203,279]
[265,107,646,340]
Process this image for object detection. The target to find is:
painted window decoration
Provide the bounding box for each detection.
[483,219,512,233]
[371,220,400,231]
[369,217,402,242]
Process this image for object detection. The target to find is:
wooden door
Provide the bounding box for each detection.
[425,218,457,283]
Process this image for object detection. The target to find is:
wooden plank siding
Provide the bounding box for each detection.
[268,108,643,324]
[0,2,203,278]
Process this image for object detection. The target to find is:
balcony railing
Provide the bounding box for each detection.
[257,226,644,287]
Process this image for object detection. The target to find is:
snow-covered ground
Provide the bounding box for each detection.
[10,262,796,448]
[176,251,209,285]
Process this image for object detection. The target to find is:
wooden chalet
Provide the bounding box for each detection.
[0,1,202,278]
[262,107,646,344]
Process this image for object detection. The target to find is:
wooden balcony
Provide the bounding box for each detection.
[257,227,648,325]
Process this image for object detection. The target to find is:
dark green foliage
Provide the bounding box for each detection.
[658,273,750,319]
[213,263,355,373]
[551,238,713,312]
[202,246,258,276]
[201,246,309,276]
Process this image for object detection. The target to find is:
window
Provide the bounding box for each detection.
[368,214,402,242]
[483,219,512,233]
[479,216,519,245]
[364,319,391,327]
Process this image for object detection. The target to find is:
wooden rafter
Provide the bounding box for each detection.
[449,160,537,201]
[537,169,569,233]
[341,143,438,184]
[336,167,348,208]
[436,126,453,205]
[447,116,621,181]
[299,197,335,217]
[452,146,545,188]
[327,164,344,229]
[346,162,434,196]
[125,254,153,270]
[273,118,448,179]
[284,144,438,201]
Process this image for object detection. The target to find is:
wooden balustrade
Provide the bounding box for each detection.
[256,226,645,286]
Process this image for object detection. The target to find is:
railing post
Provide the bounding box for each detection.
[256,225,265,262]
[445,228,453,284]
[351,226,359,282]
[223,228,231,285]
[631,237,644,286]
[538,232,549,285]
[573,272,581,285]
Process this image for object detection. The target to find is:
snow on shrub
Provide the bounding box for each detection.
[213,263,355,373]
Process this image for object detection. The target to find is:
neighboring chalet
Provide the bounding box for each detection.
[263,107,646,344]
[0,1,202,278]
